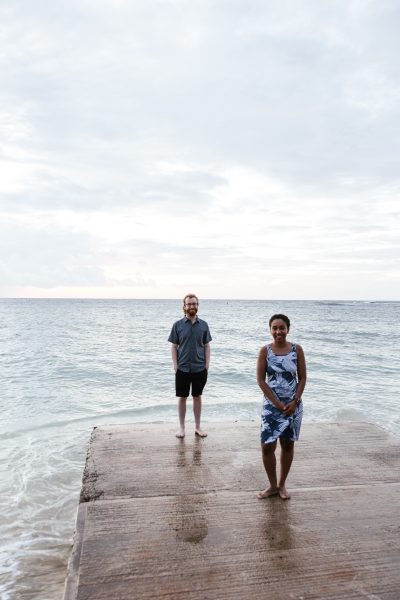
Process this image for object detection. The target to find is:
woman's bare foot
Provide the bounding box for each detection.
[278,486,290,500]
[195,429,207,438]
[176,429,185,438]
[257,487,279,499]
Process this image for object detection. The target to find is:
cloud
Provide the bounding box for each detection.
[2,0,399,187]
[0,0,400,298]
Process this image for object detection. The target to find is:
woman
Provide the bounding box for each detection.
[257,314,306,500]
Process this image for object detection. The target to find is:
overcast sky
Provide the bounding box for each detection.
[1,0,399,300]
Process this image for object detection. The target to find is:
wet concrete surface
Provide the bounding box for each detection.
[64,422,400,599]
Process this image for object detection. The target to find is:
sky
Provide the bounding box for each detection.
[1,0,399,300]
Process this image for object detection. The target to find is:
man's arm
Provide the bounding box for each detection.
[204,343,211,370]
[171,344,178,372]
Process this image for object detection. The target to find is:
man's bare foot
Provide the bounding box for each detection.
[195,429,207,438]
[278,486,290,500]
[257,487,279,499]
[176,430,185,438]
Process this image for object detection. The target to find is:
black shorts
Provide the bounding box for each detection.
[175,369,208,398]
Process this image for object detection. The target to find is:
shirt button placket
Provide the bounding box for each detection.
[190,322,195,371]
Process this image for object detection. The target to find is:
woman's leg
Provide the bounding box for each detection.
[278,438,294,499]
[258,441,279,498]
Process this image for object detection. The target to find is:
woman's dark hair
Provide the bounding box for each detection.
[269,313,290,330]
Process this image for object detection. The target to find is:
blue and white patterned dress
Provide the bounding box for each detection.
[261,343,303,444]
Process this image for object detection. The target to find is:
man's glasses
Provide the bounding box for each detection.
[185,302,198,306]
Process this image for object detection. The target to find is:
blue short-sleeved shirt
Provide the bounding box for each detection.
[168,317,212,373]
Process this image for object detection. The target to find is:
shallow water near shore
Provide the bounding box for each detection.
[1,298,399,599]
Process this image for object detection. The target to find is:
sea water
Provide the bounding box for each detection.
[1,299,399,599]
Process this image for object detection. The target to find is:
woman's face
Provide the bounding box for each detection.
[270,319,289,343]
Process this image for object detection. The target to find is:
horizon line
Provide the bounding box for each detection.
[0,297,398,302]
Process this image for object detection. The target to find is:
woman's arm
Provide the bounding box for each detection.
[256,346,285,411]
[282,344,307,415]
[294,344,307,400]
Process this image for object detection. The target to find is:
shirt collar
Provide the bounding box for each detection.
[184,315,199,323]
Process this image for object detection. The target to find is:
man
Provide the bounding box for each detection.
[168,293,212,438]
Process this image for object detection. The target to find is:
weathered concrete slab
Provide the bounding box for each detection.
[65,422,400,600]
[80,421,400,501]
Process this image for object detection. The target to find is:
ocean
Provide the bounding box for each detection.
[1,298,399,599]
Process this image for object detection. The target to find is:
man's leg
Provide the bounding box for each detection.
[278,438,294,499]
[192,369,208,437]
[193,395,207,437]
[175,370,190,438]
[177,397,187,438]
[258,441,279,498]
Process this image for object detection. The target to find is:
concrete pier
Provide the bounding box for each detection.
[64,422,400,599]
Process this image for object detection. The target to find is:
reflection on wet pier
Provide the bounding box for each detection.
[64,422,400,599]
